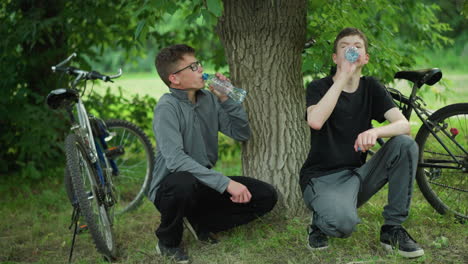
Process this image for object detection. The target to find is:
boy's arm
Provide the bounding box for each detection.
[210,73,250,141]
[218,98,250,141]
[353,107,410,152]
[307,77,346,130]
[154,103,252,203]
[307,62,358,130]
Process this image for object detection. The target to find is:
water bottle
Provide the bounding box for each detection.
[202,73,247,103]
[345,46,359,63]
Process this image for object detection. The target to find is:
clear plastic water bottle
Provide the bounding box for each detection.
[345,46,359,63]
[202,73,247,103]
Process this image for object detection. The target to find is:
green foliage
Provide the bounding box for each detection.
[216,133,242,175]
[0,0,147,178]
[422,0,467,38]
[132,0,226,70]
[85,86,157,139]
[89,0,227,74]
[417,32,468,74]
[303,0,453,84]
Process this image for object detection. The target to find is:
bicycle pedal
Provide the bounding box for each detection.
[77,223,89,234]
[105,146,125,159]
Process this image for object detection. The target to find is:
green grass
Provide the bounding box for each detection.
[391,73,468,111]
[1,175,467,263]
[93,72,168,100]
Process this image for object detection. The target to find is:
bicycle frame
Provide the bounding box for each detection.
[389,83,467,171]
[57,64,121,192]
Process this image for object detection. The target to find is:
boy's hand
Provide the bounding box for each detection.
[226,180,252,203]
[354,129,378,152]
[208,72,230,102]
[337,56,360,80]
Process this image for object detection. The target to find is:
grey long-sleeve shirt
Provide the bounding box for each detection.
[148,87,250,203]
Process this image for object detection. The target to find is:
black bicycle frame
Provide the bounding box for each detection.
[389,84,467,171]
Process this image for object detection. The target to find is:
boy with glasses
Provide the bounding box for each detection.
[150,44,277,263]
[300,28,424,258]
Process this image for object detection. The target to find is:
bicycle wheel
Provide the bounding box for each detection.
[104,119,154,215]
[415,103,468,220]
[65,134,116,258]
[64,168,78,207]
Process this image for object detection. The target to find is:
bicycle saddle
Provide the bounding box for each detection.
[394,68,442,86]
[46,88,79,109]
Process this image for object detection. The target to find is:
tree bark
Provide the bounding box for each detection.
[217,0,309,214]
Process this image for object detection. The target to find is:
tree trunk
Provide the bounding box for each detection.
[217,0,309,214]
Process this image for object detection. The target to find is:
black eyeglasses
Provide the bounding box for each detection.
[172,61,202,74]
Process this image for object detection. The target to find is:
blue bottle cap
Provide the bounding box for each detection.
[202,73,209,80]
[345,47,359,63]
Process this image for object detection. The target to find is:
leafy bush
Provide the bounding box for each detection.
[85,86,157,141]
[0,88,67,178]
[0,80,157,179]
[218,133,241,162]
[0,0,151,179]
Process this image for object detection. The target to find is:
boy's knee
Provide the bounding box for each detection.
[264,184,278,211]
[165,172,197,199]
[254,183,278,215]
[317,217,358,238]
[314,207,360,238]
[393,135,418,153]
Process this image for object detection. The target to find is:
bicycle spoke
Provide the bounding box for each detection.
[104,120,154,215]
[416,104,467,219]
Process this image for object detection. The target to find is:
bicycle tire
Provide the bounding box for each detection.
[104,119,155,215]
[64,168,76,206]
[65,133,116,258]
[415,103,468,220]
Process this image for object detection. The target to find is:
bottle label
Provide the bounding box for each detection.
[202,73,247,103]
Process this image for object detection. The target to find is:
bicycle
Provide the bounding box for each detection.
[382,68,467,220]
[46,53,155,260]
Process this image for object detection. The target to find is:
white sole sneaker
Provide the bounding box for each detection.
[307,244,329,251]
[381,242,425,258]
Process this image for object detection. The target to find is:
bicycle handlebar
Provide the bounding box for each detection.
[87,68,123,82]
[52,53,77,70]
[51,53,123,82]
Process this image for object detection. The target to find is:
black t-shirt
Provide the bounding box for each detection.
[299,76,395,192]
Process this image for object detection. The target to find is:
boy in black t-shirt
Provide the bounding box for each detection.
[301,28,424,258]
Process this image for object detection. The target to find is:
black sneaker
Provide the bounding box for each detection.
[307,225,328,250]
[183,218,219,244]
[156,241,189,263]
[380,225,424,258]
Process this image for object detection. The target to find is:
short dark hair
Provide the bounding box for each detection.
[333,27,368,53]
[155,44,195,86]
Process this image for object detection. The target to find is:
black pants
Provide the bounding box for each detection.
[153,171,278,247]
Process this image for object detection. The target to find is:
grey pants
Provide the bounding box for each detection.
[303,135,418,238]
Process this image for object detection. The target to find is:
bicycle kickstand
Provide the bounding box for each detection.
[68,205,80,264]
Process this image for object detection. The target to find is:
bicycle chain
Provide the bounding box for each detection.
[424,150,465,159]
[429,180,468,192]
[424,149,467,192]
